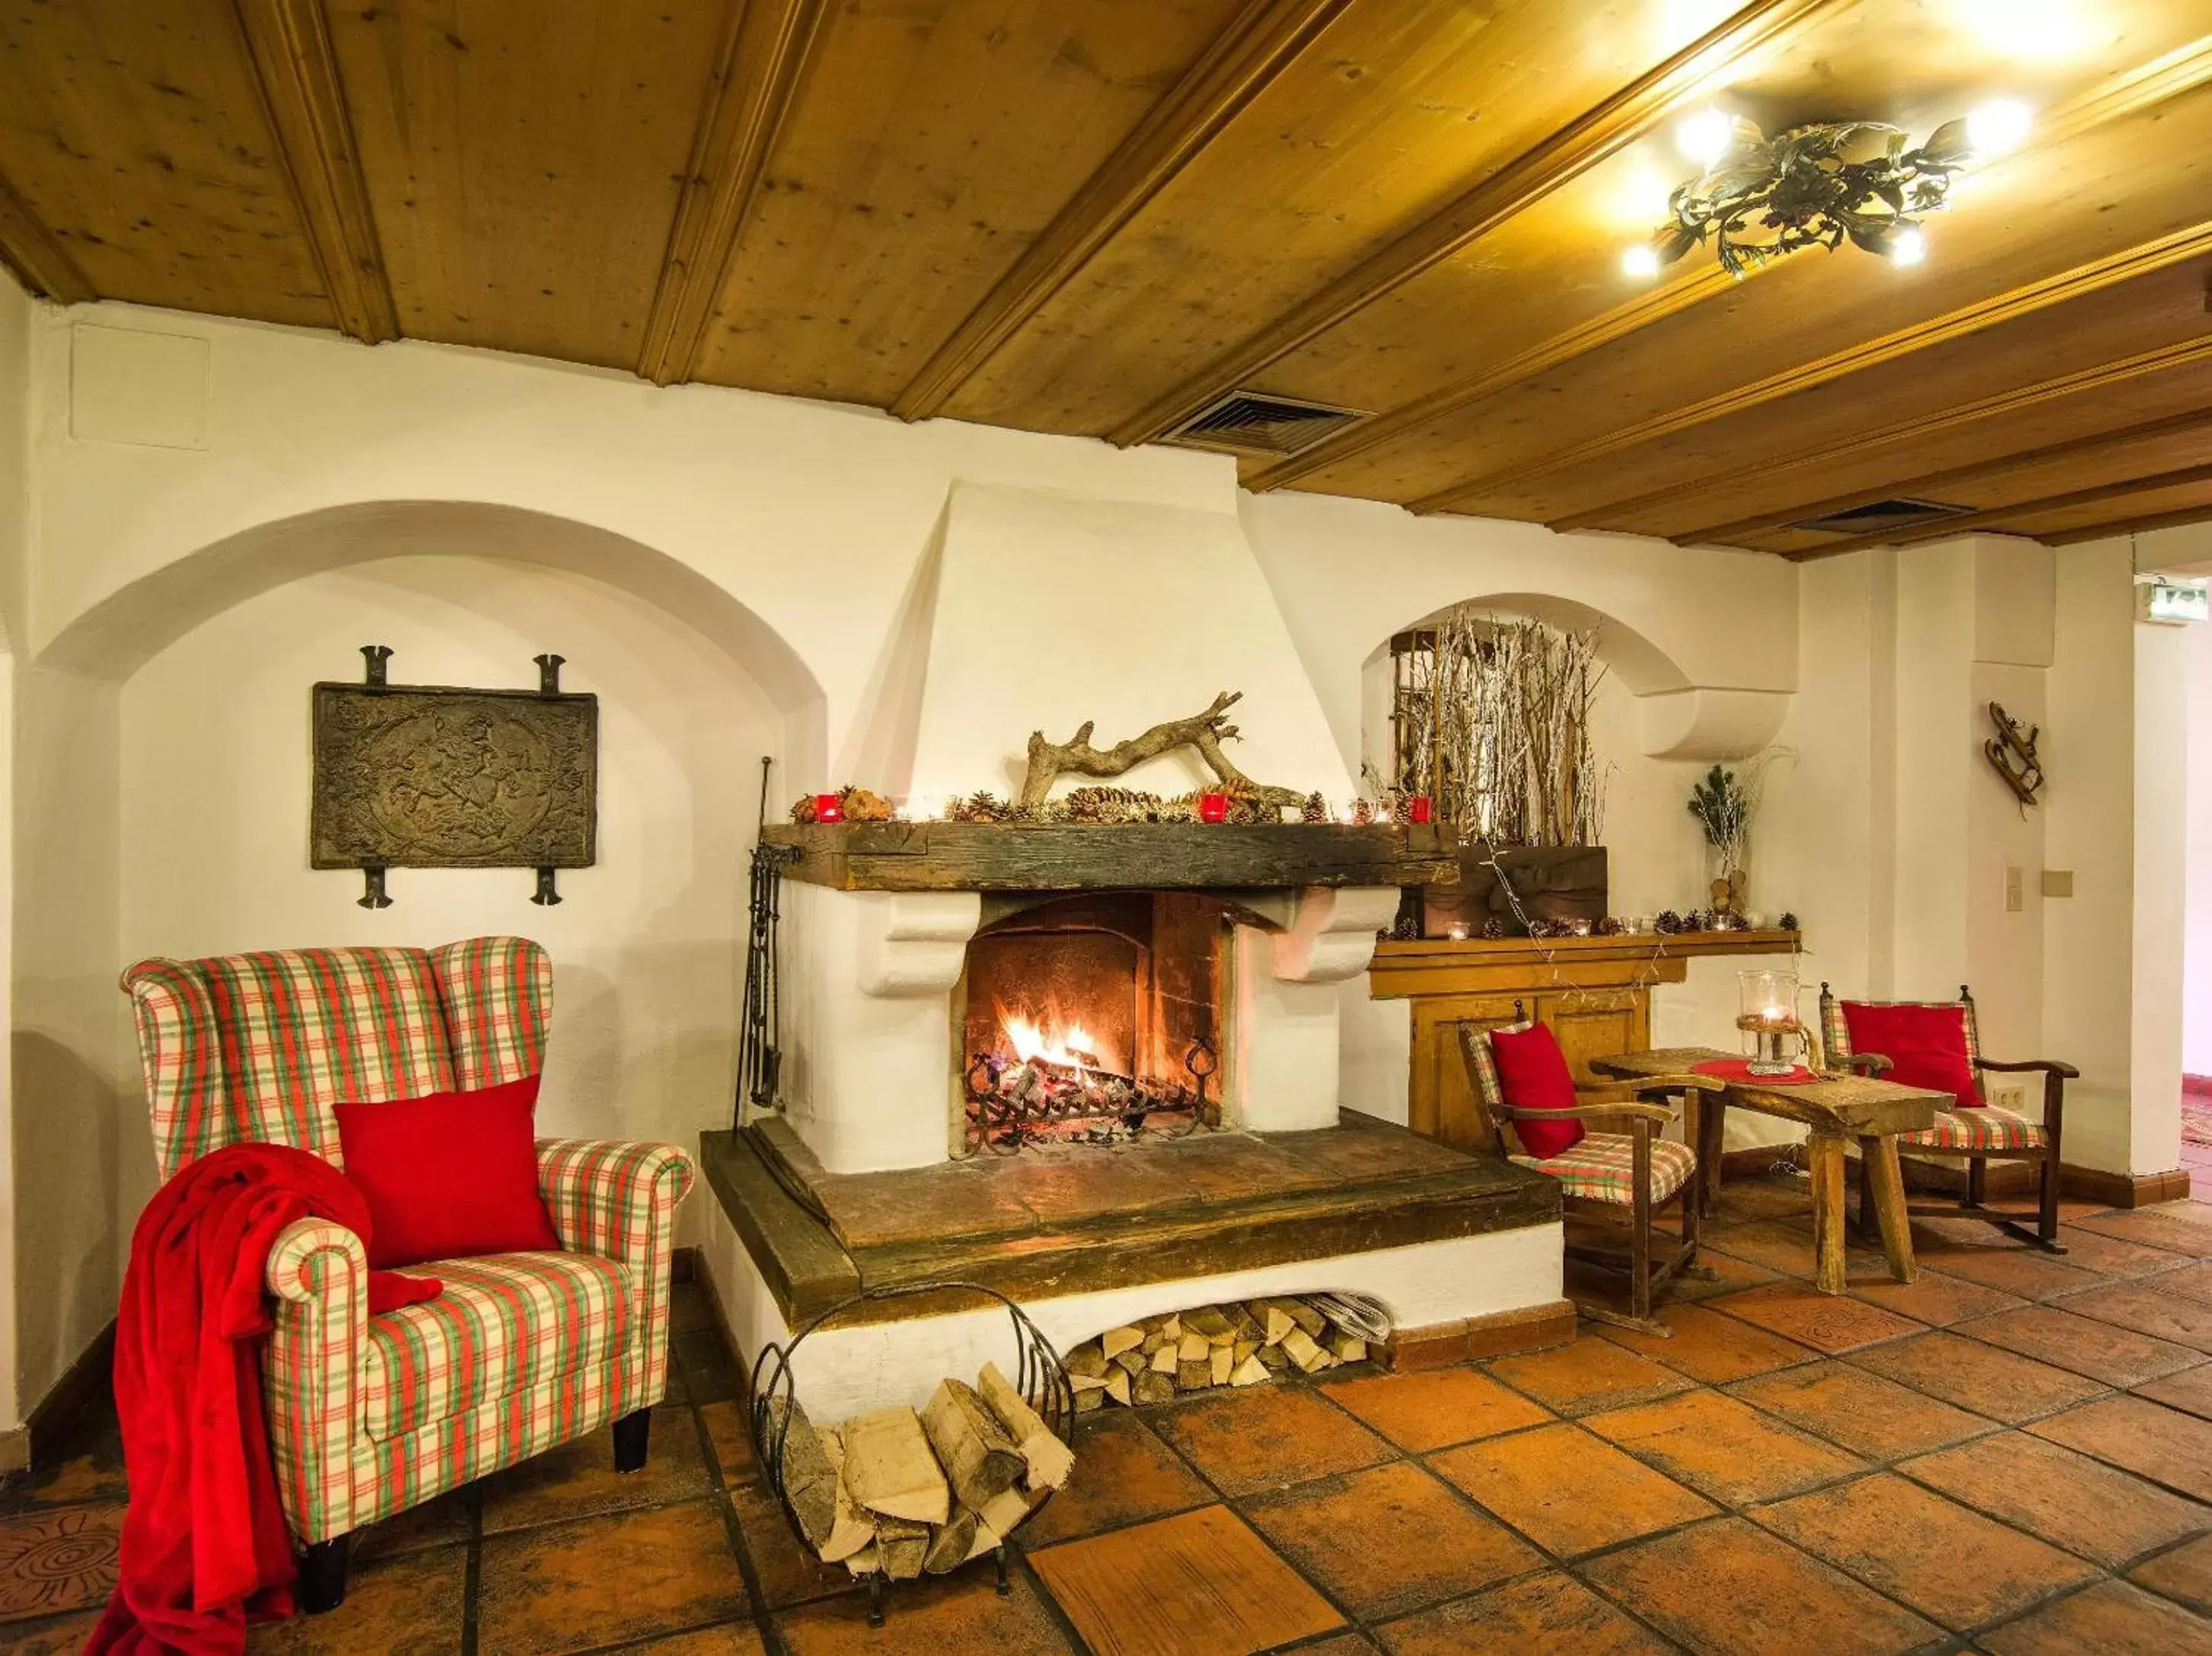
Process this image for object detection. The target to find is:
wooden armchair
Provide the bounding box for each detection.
[1458,1015,1723,1336]
[1818,984,2075,1251]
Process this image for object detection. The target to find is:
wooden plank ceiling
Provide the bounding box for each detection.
[1,0,2207,555]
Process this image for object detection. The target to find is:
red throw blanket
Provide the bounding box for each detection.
[88,1142,441,1656]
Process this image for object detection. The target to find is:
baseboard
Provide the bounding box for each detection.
[27,1318,116,1472]
[2064,1164,2191,1209]
[1385,1298,1576,1371]
[1723,1142,2189,1212]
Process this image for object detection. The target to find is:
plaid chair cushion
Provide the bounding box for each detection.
[1512,1134,1697,1205]
[362,1250,633,1441]
[1900,1106,2045,1154]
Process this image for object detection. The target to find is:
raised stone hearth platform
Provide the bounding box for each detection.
[701,1113,1557,1328]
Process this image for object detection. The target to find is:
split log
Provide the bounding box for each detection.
[976,1482,1048,1541]
[1177,1331,1212,1365]
[923,1509,979,1575]
[1178,1358,1213,1390]
[1245,1301,1295,1345]
[1074,1387,1104,1414]
[1063,1343,1108,1380]
[1280,1327,1330,1374]
[1104,1368,1133,1407]
[1269,1298,1328,1339]
[761,1400,840,1549]
[1018,691,1305,813]
[1184,1307,1236,1346]
[1149,1345,1179,1375]
[1229,1353,1270,1387]
[1257,1342,1291,1373]
[920,1381,1026,1513]
[814,1428,884,1563]
[1101,1325,1145,1361]
[1209,1345,1234,1386]
[1133,1371,1177,1406]
[842,1407,951,1526]
[875,1515,931,1580]
[977,1361,1076,1490]
[843,1544,879,1578]
[1330,1333,1368,1364]
[1160,1314,1182,1342]
[1110,1347,1148,1377]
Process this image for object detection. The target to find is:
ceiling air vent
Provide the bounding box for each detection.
[1163,390,1366,457]
[1791,498,1974,535]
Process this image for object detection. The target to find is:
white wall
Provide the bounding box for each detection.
[0,270,27,1428]
[2186,620,2212,1078]
[116,554,779,1249]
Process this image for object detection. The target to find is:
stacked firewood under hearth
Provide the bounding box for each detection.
[1060,1294,1375,1409]
[764,1361,1072,1581]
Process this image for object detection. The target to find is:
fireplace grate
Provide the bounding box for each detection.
[964,1037,1219,1154]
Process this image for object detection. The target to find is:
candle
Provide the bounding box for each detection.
[814,792,843,824]
[1198,791,1229,823]
[1447,922,1470,941]
[1407,795,1433,824]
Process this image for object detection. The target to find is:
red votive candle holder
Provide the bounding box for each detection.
[814,792,844,824]
[1407,795,1433,824]
[1197,791,1229,823]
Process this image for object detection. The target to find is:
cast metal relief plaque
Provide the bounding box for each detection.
[312,646,597,906]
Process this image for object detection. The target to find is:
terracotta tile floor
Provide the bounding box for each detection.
[8,1180,2212,1653]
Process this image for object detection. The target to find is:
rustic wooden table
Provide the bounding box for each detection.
[1592,1046,1944,1295]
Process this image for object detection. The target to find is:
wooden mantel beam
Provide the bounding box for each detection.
[1790,459,2212,560]
[893,0,1350,423]
[1413,219,2212,518]
[231,0,398,345]
[1253,33,2212,499]
[637,0,829,387]
[0,167,92,304]
[1103,0,1847,450]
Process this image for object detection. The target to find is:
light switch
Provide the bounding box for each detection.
[2005,866,2024,913]
[2041,870,2074,898]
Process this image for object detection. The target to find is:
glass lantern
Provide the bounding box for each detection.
[1735,967,1805,1076]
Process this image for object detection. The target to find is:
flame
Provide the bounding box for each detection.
[1001,1009,1100,1071]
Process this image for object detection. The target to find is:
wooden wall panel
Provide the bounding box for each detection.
[690,0,1245,409]
[327,1,732,368]
[0,0,332,326]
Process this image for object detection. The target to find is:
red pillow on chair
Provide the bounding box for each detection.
[1489,1023,1586,1158]
[1839,1002,1982,1108]
[334,1075,563,1269]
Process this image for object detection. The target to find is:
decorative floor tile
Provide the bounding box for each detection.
[1429,1422,1715,1557]
[2052,1282,2212,1352]
[1901,1430,2211,1568]
[1704,1219,1882,1281]
[1147,1384,1392,1498]
[1978,1578,2212,1655]
[2071,1207,2212,1256]
[607,1627,769,1656]
[1913,1247,2108,1301]
[2026,1393,2212,1501]
[1751,1471,2096,1630]
[1847,1330,2109,1423]
[1485,1339,1697,1417]
[1017,1412,1213,1548]
[1584,1388,1866,1507]
[477,1499,747,1654]
[1594,1302,1818,1384]
[1846,1268,2026,1327]
[1030,1505,1343,1656]
[0,1610,104,1653]
[480,1406,713,1534]
[2054,1227,2198,1279]
[696,1400,755,1486]
[2137,1364,2212,1420]
[349,1487,473,1565]
[1372,1570,1674,1655]
[776,1569,1071,1656]
[1959,1305,2205,1387]
[1318,1365,1553,1454]
[1705,1283,1924,1355]
[1581,1517,1939,1656]
[0,1505,120,1623]
[1241,1460,1541,1621]
[2133,1533,2212,1617]
[247,1545,469,1655]
[727,1482,856,1611]
[1713,1178,1817,1223]
[1723,1359,1993,1461]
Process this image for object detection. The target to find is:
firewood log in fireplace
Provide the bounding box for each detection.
[1018,689,1308,813]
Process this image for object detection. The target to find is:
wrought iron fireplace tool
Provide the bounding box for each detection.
[736,755,798,1128]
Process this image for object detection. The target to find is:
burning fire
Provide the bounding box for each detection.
[1000,1009,1101,1071]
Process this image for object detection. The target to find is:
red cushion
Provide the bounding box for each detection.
[335,1075,563,1269]
[1839,1002,1982,1108]
[1488,1023,1586,1158]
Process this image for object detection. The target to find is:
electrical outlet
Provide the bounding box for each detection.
[1989,1084,2026,1111]
[2005,865,2024,913]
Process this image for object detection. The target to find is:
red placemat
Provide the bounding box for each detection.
[1694,1058,1822,1085]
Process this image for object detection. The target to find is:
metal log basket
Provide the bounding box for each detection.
[749,1282,1075,1629]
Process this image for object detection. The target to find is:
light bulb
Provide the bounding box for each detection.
[1620,243,1662,279]
[1965,98,2032,157]
[1675,107,1732,168]
[1888,227,1927,266]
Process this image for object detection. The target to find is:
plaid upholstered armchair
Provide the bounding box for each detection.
[121,935,695,1611]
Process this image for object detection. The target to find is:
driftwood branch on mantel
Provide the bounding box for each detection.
[1018,690,1306,813]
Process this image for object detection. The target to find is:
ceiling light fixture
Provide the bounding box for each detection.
[1624,110,2020,280]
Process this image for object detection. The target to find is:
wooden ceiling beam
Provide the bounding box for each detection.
[893,0,1351,423]
[0,167,92,304]
[1682,404,2212,548]
[231,0,397,344]
[2044,501,2212,546]
[1104,0,1847,449]
[1787,460,2212,559]
[1257,32,2212,498]
[638,0,828,387]
[1416,218,2212,518]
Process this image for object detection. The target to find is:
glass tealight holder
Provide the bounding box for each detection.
[1735,967,1805,1076]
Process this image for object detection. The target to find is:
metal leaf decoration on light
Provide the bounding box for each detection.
[1646,115,1977,279]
